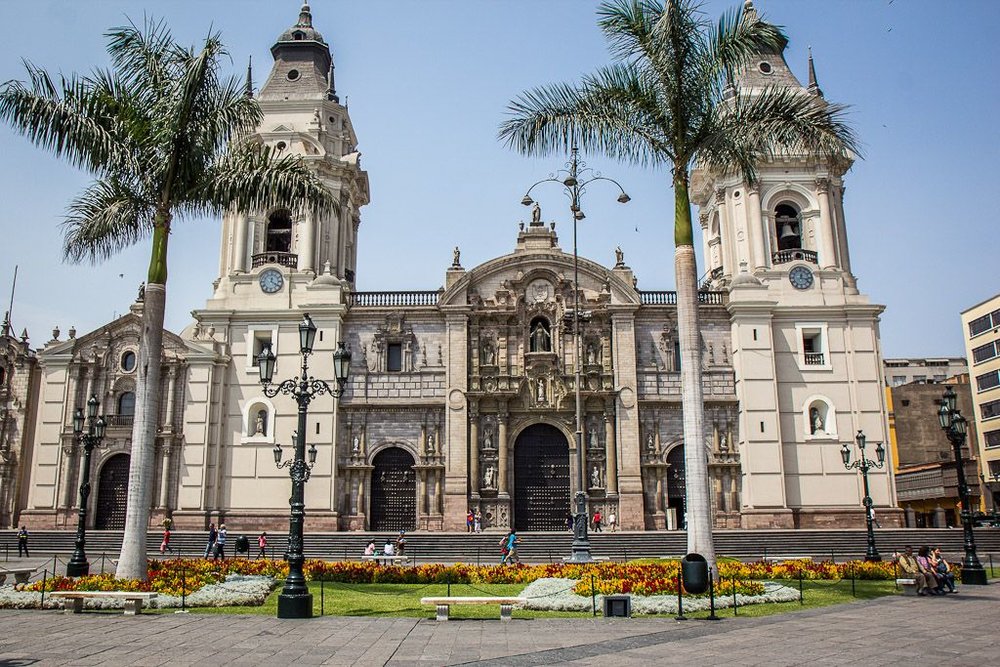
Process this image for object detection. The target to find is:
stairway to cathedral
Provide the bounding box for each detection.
[2,529,999,566]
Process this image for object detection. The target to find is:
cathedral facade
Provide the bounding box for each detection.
[16,4,898,532]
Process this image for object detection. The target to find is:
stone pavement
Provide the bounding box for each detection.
[0,584,997,666]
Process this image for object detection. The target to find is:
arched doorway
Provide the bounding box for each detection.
[95,454,130,530]
[514,423,570,531]
[369,447,416,532]
[666,446,686,528]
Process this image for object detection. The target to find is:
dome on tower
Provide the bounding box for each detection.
[275,3,326,46]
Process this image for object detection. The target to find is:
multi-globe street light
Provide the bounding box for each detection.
[937,386,988,585]
[257,313,351,618]
[521,148,629,562]
[840,430,884,562]
[66,395,106,577]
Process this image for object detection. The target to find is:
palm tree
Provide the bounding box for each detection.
[499,0,857,570]
[0,19,336,580]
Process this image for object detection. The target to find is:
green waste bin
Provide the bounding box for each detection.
[681,553,709,594]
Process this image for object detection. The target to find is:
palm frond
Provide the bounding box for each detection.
[708,3,786,80]
[62,179,154,263]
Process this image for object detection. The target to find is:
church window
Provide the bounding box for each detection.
[0,366,5,386]
[120,351,136,372]
[796,323,830,370]
[387,343,402,372]
[775,203,802,251]
[265,210,293,252]
[292,31,305,41]
[286,69,300,81]
[528,317,552,352]
[758,61,773,74]
[118,391,136,417]
[247,327,277,373]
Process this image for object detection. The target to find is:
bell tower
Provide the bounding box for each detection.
[691,2,897,529]
[215,2,369,293]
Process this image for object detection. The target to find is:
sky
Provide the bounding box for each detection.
[0,0,998,358]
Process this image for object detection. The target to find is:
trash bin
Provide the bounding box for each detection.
[681,552,709,594]
[603,594,631,618]
[234,535,250,555]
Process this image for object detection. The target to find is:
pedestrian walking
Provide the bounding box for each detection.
[474,509,482,533]
[159,527,175,555]
[505,530,521,565]
[498,531,511,564]
[204,522,217,558]
[466,510,474,533]
[395,530,407,556]
[566,512,574,533]
[593,509,603,532]
[16,525,28,558]
[214,524,228,560]
[607,511,617,532]
[257,532,268,559]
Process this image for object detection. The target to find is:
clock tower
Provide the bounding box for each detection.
[691,23,896,528]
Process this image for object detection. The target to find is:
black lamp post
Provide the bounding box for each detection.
[937,386,988,585]
[521,148,629,562]
[66,395,106,577]
[258,313,351,618]
[840,430,885,562]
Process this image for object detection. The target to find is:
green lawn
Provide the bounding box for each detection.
[178,579,901,619]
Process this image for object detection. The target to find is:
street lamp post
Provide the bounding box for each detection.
[521,148,629,562]
[840,430,884,562]
[66,395,106,577]
[937,386,988,585]
[258,313,351,618]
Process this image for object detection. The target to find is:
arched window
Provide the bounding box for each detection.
[775,203,802,250]
[0,366,6,387]
[117,392,136,417]
[528,317,552,352]
[265,210,293,252]
[243,398,275,442]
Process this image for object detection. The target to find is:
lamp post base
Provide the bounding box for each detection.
[65,560,90,578]
[277,592,314,618]
[960,566,988,586]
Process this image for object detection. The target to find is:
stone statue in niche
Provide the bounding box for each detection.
[589,427,599,449]
[483,425,493,449]
[720,430,729,451]
[426,433,435,454]
[536,378,546,402]
[586,343,598,365]
[352,435,361,453]
[646,433,656,453]
[591,465,602,488]
[530,321,551,352]
[810,407,825,435]
[481,340,495,365]
[531,201,541,224]
[483,464,496,488]
[254,411,266,436]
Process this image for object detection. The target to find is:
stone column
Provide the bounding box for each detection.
[604,411,618,496]
[747,184,766,270]
[469,412,480,495]
[158,443,172,509]
[164,366,177,431]
[298,212,315,273]
[234,213,249,272]
[498,411,509,495]
[815,178,838,269]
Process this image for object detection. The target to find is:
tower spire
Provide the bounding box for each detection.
[245,55,253,98]
[327,60,338,103]
[807,47,824,97]
[297,2,313,28]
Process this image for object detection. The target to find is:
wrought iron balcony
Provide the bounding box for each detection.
[772,249,818,265]
[251,252,298,269]
[106,414,134,428]
[804,353,825,365]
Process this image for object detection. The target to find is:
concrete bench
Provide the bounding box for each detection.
[361,555,410,566]
[49,591,158,615]
[896,578,918,596]
[420,596,526,622]
[0,568,37,585]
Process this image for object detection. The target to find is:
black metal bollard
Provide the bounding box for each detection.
[707,576,720,620]
[321,578,325,616]
[591,574,597,617]
[851,563,856,598]
[675,572,687,621]
[41,569,47,609]
[799,570,804,605]
[990,553,994,578]
[447,573,451,598]
[894,562,899,590]
[732,575,738,615]
[181,566,187,612]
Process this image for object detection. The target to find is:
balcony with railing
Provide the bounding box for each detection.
[349,291,440,307]
[106,414,135,428]
[804,352,825,366]
[251,252,298,269]
[772,249,818,265]
[639,291,728,306]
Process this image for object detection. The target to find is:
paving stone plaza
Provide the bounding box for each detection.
[0,582,997,666]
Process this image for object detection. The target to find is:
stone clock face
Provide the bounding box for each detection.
[259,268,284,294]
[789,265,814,290]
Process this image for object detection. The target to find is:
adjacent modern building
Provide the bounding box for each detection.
[16,3,898,533]
[962,293,1000,510]
[883,357,967,388]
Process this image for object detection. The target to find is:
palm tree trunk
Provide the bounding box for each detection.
[116,220,169,580]
[673,171,716,573]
